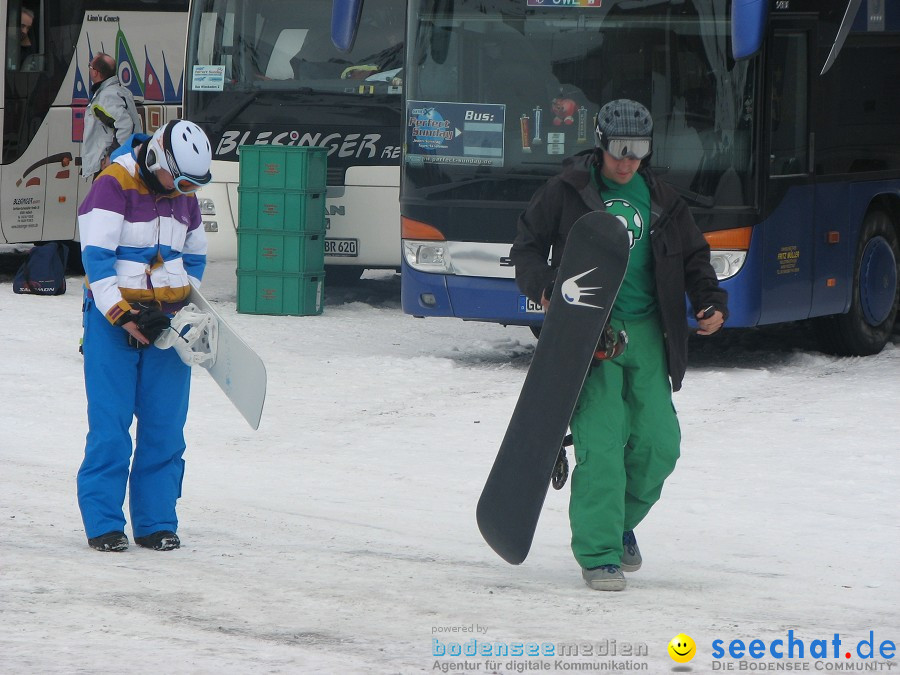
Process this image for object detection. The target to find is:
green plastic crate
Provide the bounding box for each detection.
[238,188,326,232]
[236,270,324,316]
[237,229,325,274]
[238,145,328,191]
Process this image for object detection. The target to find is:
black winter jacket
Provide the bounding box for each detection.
[510,152,728,392]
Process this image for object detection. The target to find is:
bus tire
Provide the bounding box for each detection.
[815,209,899,356]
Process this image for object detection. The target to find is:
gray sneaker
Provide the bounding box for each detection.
[621,530,642,572]
[582,565,626,591]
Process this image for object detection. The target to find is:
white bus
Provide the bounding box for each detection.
[183,0,403,280]
[1,0,188,254]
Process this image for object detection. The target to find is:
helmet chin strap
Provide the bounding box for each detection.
[137,142,175,195]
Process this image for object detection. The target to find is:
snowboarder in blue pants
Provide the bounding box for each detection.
[77,120,212,552]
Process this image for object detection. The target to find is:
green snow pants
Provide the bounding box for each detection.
[569,314,681,569]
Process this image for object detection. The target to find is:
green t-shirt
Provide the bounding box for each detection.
[591,167,658,320]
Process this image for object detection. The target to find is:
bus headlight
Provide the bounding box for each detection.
[710,250,747,280]
[403,240,452,272]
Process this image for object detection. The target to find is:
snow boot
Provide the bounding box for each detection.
[582,564,626,591]
[621,530,642,572]
[135,531,181,551]
[88,531,129,552]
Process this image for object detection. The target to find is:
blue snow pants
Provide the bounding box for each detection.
[78,295,191,539]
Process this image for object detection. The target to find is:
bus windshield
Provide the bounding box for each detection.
[185,0,404,173]
[187,0,402,95]
[404,0,755,208]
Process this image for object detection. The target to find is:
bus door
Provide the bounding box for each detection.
[37,0,77,241]
[43,106,79,241]
[759,19,816,325]
[2,0,49,243]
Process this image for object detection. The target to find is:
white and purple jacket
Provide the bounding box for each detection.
[78,153,207,325]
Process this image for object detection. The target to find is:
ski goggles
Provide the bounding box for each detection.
[146,130,212,195]
[600,136,652,160]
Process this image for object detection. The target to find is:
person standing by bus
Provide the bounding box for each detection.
[511,99,727,591]
[77,119,212,552]
[81,52,142,180]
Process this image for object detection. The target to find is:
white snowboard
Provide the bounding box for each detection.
[190,280,267,430]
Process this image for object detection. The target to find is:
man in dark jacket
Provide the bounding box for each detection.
[511,99,727,591]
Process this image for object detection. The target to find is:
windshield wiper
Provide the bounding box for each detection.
[667,183,715,208]
[653,169,715,208]
[208,91,260,138]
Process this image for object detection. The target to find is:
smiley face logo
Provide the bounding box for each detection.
[667,634,696,663]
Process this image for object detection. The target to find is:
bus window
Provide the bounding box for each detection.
[769,32,809,177]
[265,28,307,80]
[194,0,404,92]
[7,1,43,72]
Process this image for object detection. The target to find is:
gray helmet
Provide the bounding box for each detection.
[594,99,653,147]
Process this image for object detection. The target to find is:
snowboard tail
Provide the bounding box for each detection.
[190,281,267,430]
[476,212,630,564]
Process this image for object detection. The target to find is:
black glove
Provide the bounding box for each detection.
[120,303,171,349]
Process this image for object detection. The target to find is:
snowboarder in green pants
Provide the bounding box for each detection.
[511,99,728,590]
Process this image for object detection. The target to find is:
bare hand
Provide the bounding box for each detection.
[121,319,149,345]
[696,309,724,336]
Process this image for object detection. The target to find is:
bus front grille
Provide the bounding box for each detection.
[327,167,346,186]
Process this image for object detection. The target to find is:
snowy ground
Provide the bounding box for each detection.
[1,253,898,675]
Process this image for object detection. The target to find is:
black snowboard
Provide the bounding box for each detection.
[476,211,630,564]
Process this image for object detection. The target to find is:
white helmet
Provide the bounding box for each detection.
[146,120,212,193]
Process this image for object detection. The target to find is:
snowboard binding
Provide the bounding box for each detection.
[155,303,218,366]
[551,434,574,490]
[593,323,628,362]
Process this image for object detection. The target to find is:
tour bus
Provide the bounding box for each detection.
[183,0,404,280]
[398,0,900,356]
[1,0,188,253]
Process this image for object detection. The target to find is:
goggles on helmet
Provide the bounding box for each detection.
[600,136,652,160]
[146,127,212,195]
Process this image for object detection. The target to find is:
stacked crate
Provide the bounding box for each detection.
[236,146,328,316]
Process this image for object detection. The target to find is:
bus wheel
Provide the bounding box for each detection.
[815,209,899,356]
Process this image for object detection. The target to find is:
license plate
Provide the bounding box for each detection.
[325,238,358,257]
[518,295,545,314]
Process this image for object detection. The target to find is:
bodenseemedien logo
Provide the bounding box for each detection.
[431,633,650,672]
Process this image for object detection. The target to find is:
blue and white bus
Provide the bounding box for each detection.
[397,0,899,356]
[1,0,188,251]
